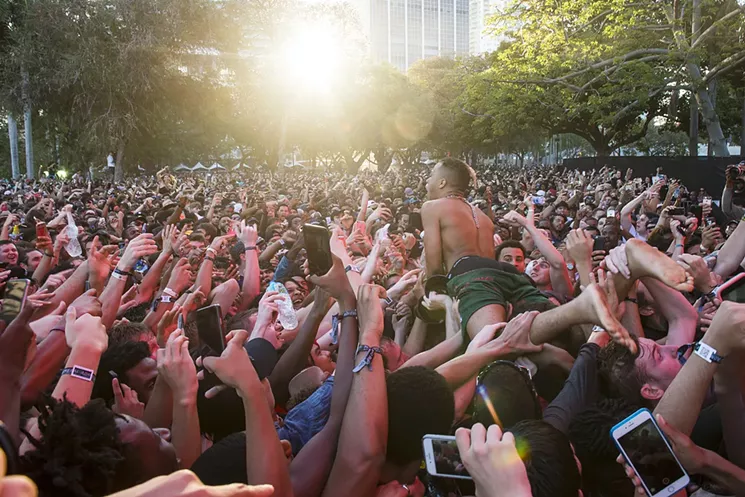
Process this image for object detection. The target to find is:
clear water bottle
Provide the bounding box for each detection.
[64,212,82,257]
[267,281,298,330]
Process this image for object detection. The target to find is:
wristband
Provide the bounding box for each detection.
[279,239,286,247]
[206,247,217,255]
[114,268,132,277]
[675,244,683,248]
[159,295,173,304]
[61,365,96,382]
[345,265,361,274]
[624,297,638,305]
[111,271,128,282]
[331,309,358,345]
[694,341,723,364]
[699,244,708,254]
[162,287,179,299]
[43,251,54,258]
[245,246,257,251]
[352,344,383,373]
[204,256,215,262]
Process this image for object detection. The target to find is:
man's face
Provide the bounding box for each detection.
[283,280,307,307]
[25,250,43,271]
[636,337,684,399]
[310,343,335,374]
[556,205,569,217]
[189,240,205,251]
[125,357,158,404]
[278,205,290,219]
[527,258,551,286]
[498,247,526,273]
[0,243,19,265]
[636,214,649,231]
[425,164,444,199]
[551,216,565,232]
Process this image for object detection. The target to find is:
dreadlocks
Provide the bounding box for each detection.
[21,397,125,497]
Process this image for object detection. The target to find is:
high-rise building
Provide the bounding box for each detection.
[355,0,469,72]
[468,0,503,54]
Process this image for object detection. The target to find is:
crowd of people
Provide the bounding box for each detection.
[0,158,745,497]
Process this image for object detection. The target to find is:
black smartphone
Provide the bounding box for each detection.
[593,236,607,252]
[303,224,333,276]
[669,207,685,216]
[1,279,30,322]
[408,212,423,232]
[196,304,225,354]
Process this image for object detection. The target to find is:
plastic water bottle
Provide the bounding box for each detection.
[267,281,298,330]
[64,212,82,257]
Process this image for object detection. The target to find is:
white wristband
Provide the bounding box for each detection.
[162,287,179,299]
[111,272,128,281]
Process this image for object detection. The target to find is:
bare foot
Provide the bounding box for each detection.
[582,284,637,353]
[625,239,694,292]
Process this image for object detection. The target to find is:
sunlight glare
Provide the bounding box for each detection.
[278,25,343,93]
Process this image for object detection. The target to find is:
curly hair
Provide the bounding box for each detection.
[386,366,454,465]
[569,398,640,497]
[121,303,149,323]
[21,397,125,497]
[91,341,150,405]
[597,335,650,406]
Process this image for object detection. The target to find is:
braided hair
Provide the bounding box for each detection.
[21,397,125,497]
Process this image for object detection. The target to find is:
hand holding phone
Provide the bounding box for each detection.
[303,224,333,276]
[0,279,30,322]
[196,304,225,354]
[612,408,689,497]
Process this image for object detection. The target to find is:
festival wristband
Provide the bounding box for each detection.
[61,365,96,382]
[694,341,723,364]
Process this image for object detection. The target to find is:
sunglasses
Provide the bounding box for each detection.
[676,342,696,365]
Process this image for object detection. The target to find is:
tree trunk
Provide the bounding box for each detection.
[741,92,745,156]
[707,78,717,156]
[689,97,699,156]
[115,140,125,182]
[8,113,20,179]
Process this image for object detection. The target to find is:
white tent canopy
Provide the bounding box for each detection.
[173,163,190,171]
[191,161,208,171]
[208,162,226,171]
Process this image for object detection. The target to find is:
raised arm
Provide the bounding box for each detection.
[203,330,292,497]
[237,221,261,311]
[290,264,358,497]
[504,210,572,296]
[713,215,745,279]
[322,285,388,497]
[639,277,696,346]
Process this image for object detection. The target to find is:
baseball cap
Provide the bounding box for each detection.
[404,187,414,196]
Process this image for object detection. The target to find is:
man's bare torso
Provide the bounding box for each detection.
[424,198,494,274]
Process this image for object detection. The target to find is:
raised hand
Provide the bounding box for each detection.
[167,258,194,294]
[307,253,355,306]
[237,220,258,247]
[112,377,145,419]
[157,329,198,403]
[118,234,158,272]
[357,284,387,338]
[162,224,180,257]
[201,330,258,397]
[566,229,593,266]
[455,423,532,497]
[64,307,108,353]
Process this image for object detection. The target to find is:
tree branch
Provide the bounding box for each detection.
[702,49,745,84]
[690,5,745,50]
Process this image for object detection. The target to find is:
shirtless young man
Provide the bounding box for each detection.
[422,158,694,353]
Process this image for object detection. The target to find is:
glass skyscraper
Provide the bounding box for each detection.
[357,0,470,72]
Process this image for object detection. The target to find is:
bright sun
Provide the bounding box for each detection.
[278,24,344,93]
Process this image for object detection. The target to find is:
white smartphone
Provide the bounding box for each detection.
[607,209,616,217]
[611,408,689,497]
[422,434,472,480]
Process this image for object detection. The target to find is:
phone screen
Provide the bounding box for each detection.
[196,305,224,354]
[425,437,471,479]
[617,418,685,495]
[593,236,607,252]
[1,279,29,322]
[303,224,333,276]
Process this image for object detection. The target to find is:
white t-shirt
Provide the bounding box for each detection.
[629,225,647,242]
[107,154,115,168]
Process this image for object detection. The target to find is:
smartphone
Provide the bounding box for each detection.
[702,196,712,207]
[668,207,685,216]
[408,212,423,232]
[606,209,616,217]
[593,236,607,252]
[0,279,30,322]
[177,312,184,330]
[303,224,333,276]
[611,408,689,497]
[705,217,717,227]
[196,304,225,354]
[36,221,49,239]
[716,272,745,303]
[422,435,472,480]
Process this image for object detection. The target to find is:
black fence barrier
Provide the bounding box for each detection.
[563,156,745,197]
